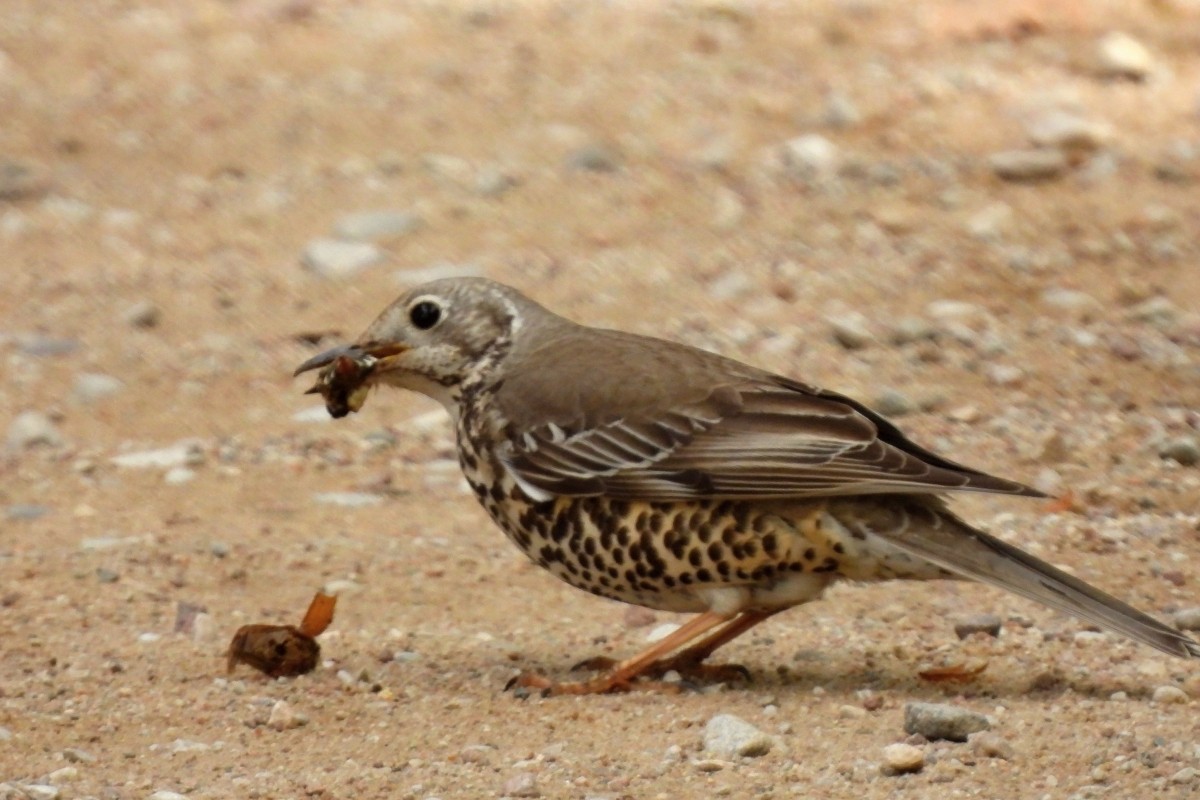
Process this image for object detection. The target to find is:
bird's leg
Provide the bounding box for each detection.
[508,610,734,695]
[648,609,780,683]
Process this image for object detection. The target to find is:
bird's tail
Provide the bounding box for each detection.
[872,500,1200,659]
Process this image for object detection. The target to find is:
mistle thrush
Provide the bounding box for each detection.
[295,278,1199,694]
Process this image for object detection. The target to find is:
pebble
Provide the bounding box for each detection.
[953,613,1003,640]
[989,149,1067,182]
[301,238,384,280]
[96,568,120,584]
[475,166,518,197]
[1151,685,1188,705]
[71,372,123,404]
[6,504,50,521]
[780,134,840,179]
[123,300,161,328]
[0,726,11,741]
[1031,467,1065,497]
[148,792,189,800]
[62,748,96,763]
[1096,32,1154,80]
[1171,767,1198,784]
[566,143,620,172]
[0,158,51,201]
[45,768,75,784]
[1173,608,1200,631]
[703,713,776,758]
[1025,109,1109,153]
[903,702,990,742]
[500,772,540,798]
[828,314,874,350]
[18,335,80,356]
[111,442,202,469]
[191,612,217,644]
[6,411,62,449]
[333,210,423,241]
[22,787,60,800]
[873,389,915,418]
[1040,287,1099,318]
[267,699,306,731]
[164,466,196,486]
[985,364,1024,387]
[1158,437,1199,467]
[881,742,924,774]
[313,492,384,508]
[970,731,1015,760]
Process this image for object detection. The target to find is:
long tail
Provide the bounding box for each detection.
[875,500,1199,659]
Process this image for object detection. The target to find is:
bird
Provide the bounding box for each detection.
[294,277,1199,694]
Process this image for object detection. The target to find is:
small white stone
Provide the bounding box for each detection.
[190,612,217,644]
[322,578,364,596]
[301,238,384,280]
[1096,32,1155,80]
[164,466,195,486]
[46,767,77,783]
[267,700,306,731]
[780,134,840,178]
[7,410,62,449]
[148,792,189,800]
[881,743,924,773]
[111,442,201,469]
[1151,685,1189,705]
[703,713,776,758]
[24,785,61,800]
[71,373,124,404]
[333,210,422,241]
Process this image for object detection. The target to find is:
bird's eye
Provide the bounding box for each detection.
[409,301,442,330]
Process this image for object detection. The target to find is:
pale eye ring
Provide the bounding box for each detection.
[409,300,442,330]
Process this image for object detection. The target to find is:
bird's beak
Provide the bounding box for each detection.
[292,342,407,378]
[292,341,409,418]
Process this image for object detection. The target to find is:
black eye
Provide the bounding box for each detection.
[409,301,441,330]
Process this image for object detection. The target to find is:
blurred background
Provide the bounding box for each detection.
[2,2,1200,798]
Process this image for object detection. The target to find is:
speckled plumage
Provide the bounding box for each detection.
[295,278,1199,693]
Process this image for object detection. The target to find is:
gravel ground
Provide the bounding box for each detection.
[3,2,1200,798]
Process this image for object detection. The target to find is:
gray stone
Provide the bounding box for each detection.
[1096,32,1154,80]
[62,748,96,763]
[1159,437,1199,467]
[954,614,1003,639]
[566,144,620,172]
[267,699,306,731]
[703,713,776,758]
[475,167,518,197]
[72,372,123,404]
[500,772,540,798]
[6,504,50,521]
[96,568,120,584]
[1025,109,1109,152]
[874,389,916,418]
[301,238,384,280]
[903,702,990,742]
[123,300,161,328]
[990,149,1067,182]
[18,335,80,356]
[7,411,62,449]
[1173,607,1200,631]
[829,314,874,350]
[0,159,50,201]
[824,91,860,129]
[333,210,423,242]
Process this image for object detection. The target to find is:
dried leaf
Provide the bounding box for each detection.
[298,592,337,638]
[226,624,320,677]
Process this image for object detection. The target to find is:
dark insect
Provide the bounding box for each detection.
[226,593,337,678]
[305,353,377,418]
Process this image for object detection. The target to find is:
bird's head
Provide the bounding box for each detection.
[294,277,541,415]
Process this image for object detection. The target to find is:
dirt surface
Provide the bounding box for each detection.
[3,2,1200,798]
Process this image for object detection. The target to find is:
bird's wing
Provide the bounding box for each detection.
[498,377,1042,501]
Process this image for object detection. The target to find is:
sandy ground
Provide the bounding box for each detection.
[3,1,1200,798]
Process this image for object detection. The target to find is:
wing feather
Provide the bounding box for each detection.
[499,377,1042,501]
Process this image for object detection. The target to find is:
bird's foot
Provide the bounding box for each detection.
[566,651,751,687]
